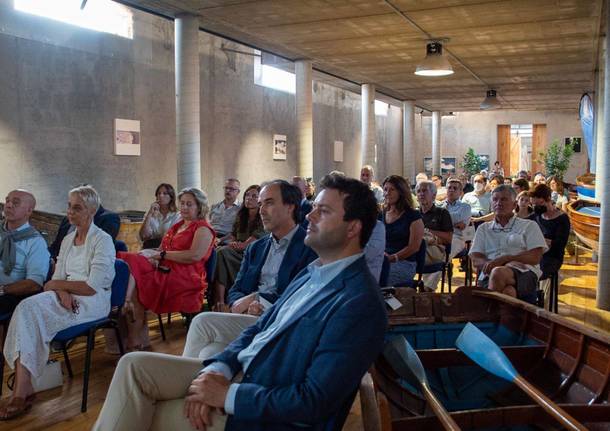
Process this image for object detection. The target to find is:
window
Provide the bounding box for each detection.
[14,0,133,39]
[374,100,388,116]
[253,51,295,94]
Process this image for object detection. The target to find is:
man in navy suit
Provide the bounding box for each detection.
[183,180,317,358]
[94,174,387,431]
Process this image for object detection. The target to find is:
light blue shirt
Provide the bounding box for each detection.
[0,222,50,286]
[257,225,299,296]
[364,220,385,282]
[462,191,491,217]
[204,252,364,415]
[441,199,471,238]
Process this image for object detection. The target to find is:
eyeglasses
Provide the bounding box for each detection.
[224,187,239,192]
[491,217,517,232]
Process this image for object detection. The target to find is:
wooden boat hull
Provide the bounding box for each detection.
[362,288,610,430]
[577,173,597,201]
[566,199,600,251]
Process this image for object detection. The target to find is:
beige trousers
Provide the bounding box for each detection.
[92,352,227,431]
[182,312,258,359]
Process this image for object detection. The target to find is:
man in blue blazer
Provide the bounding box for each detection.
[94,174,387,431]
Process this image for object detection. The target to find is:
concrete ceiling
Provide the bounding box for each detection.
[123,0,604,112]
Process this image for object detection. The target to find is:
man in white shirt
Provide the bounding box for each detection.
[209,178,241,241]
[462,174,492,223]
[469,185,547,301]
[360,165,384,204]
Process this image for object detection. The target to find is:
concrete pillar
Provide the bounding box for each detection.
[175,14,201,190]
[402,101,416,183]
[597,0,610,310]
[432,111,441,176]
[295,60,313,178]
[361,84,376,169]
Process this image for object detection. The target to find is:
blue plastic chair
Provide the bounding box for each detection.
[158,247,217,341]
[114,240,128,253]
[52,258,129,412]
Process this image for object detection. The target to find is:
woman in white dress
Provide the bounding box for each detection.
[138,183,180,249]
[0,185,115,420]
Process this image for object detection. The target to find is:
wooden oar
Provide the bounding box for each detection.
[384,336,461,431]
[455,322,587,431]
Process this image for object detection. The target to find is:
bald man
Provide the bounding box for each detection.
[0,190,50,314]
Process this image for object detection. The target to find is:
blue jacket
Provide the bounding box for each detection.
[205,256,387,431]
[299,199,313,229]
[227,226,317,306]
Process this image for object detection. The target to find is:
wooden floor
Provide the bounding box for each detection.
[1,250,608,431]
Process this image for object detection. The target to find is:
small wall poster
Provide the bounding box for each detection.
[333,141,343,162]
[424,156,457,176]
[273,134,287,160]
[114,119,141,156]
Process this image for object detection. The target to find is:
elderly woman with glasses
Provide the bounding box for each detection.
[1,185,116,420]
[118,187,215,350]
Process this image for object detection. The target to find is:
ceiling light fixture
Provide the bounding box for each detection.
[480,89,501,109]
[414,41,454,77]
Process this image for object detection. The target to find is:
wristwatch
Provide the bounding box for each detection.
[160,250,167,260]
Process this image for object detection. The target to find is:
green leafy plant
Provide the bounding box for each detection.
[537,139,575,181]
[460,147,482,177]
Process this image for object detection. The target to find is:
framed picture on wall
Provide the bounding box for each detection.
[564,137,582,152]
[423,157,457,176]
[333,141,343,162]
[479,154,490,171]
[273,134,287,160]
[114,119,141,156]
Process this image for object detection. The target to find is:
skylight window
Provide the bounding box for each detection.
[15,0,133,39]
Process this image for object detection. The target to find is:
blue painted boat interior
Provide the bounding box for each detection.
[576,185,596,199]
[387,322,542,430]
[577,206,600,217]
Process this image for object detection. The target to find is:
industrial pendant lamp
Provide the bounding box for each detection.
[480,89,501,109]
[414,41,454,77]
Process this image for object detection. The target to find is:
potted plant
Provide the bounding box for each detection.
[537,139,575,181]
[460,147,482,177]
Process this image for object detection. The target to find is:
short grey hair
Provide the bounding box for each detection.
[178,187,210,220]
[492,184,517,200]
[69,185,100,212]
[416,180,437,196]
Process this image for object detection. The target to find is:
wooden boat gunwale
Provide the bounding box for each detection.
[566,199,600,251]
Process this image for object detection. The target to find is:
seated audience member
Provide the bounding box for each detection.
[48,185,120,259]
[441,178,471,258]
[209,178,240,242]
[533,172,546,185]
[462,174,492,223]
[305,177,316,202]
[548,175,569,211]
[0,190,50,314]
[416,181,453,290]
[119,188,215,350]
[431,175,447,201]
[291,176,313,228]
[93,175,387,431]
[469,185,547,301]
[459,173,474,194]
[530,184,571,276]
[517,170,529,180]
[223,180,316,314]
[212,185,265,306]
[1,186,115,420]
[138,183,181,249]
[513,178,530,194]
[360,165,384,203]
[381,175,424,286]
[504,177,513,186]
[415,172,428,185]
[488,174,504,192]
[515,191,534,219]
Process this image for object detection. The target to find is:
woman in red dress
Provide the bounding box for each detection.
[119,187,215,349]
